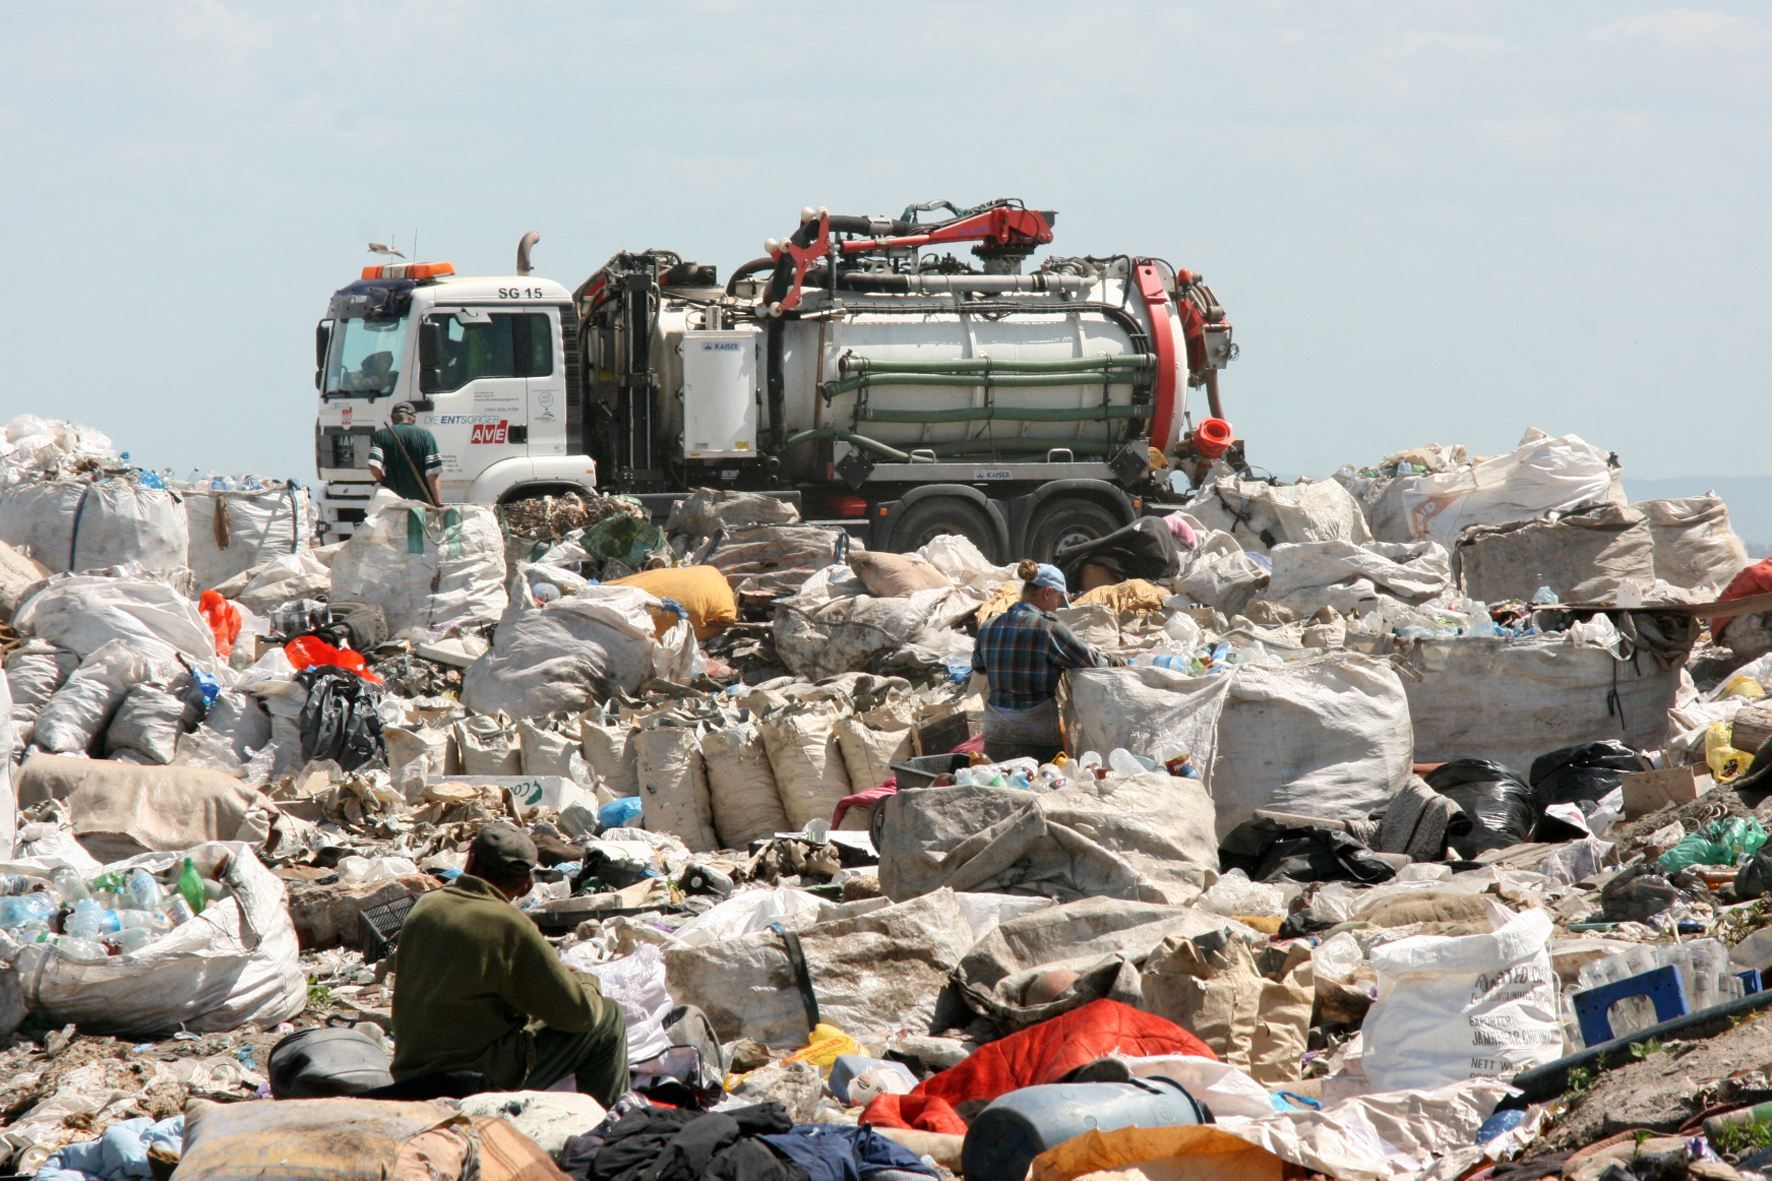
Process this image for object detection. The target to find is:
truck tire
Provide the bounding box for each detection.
[889,497,1002,562]
[1026,498,1123,564]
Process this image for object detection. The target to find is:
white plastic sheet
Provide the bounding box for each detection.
[462,570,695,717]
[1397,432,1619,549]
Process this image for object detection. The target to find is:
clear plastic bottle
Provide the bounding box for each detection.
[1107,748,1146,777]
[125,869,162,912]
[0,893,56,930]
[51,867,90,902]
[66,899,121,943]
[49,935,110,962]
[0,873,31,896]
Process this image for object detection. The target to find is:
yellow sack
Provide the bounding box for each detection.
[611,565,738,641]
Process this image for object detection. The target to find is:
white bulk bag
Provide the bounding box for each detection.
[1183,478,1373,555]
[1066,653,1412,839]
[1266,540,1452,616]
[1398,433,1620,549]
[462,575,694,717]
[329,501,507,637]
[0,841,305,1035]
[1382,625,1689,770]
[0,479,188,575]
[32,640,153,756]
[1637,496,1749,592]
[182,485,312,592]
[1362,908,1562,1091]
[13,573,217,666]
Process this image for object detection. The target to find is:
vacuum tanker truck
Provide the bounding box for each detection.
[314,198,1238,560]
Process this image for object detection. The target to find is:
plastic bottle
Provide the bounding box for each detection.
[49,935,110,962]
[125,869,162,912]
[66,899,121,942]
[51,867,90,902]
[1107,748,1147,777]
[0,893,56,930]
[0,873,30,896]
[168,896,197,927]
[1162,613,1201,652]
[178,858,208,917]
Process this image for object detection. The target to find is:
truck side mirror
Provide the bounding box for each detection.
[419,320,443,393]
[315,320,332,390]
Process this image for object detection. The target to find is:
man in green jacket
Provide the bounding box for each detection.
[391,823,628,1104]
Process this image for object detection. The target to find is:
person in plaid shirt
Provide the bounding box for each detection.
[971,559,1115,763]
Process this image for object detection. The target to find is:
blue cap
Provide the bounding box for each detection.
[1031,563,1069,595]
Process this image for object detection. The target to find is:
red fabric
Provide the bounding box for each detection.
[861,999,1216,1135]
[198,590,241,659]
[1714,559,1772,638]
[284,635,382,683]
[953,733,986,756]
[831,778,897,828]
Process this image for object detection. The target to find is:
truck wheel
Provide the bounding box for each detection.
[1027,499,1123,563]
[890,498,1001,562]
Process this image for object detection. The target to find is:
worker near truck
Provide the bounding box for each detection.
[367,401,443,505]
[389,823,629,1104]
[971,560,1116,763]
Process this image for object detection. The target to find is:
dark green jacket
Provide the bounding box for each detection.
[390,875,607,1087]
[368,423,441,503]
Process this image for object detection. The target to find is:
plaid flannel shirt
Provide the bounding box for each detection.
[972,601,1104,710]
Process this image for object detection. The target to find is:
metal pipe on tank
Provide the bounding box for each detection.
[825,273,1088,296]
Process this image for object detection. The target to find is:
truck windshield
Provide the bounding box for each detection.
[324,315,408,399]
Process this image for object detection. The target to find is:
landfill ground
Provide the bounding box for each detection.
[9,416,1772,1180]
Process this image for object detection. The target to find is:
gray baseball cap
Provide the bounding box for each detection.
[469,822,538,875]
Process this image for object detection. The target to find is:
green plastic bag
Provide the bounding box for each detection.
[1658,816,1769,873]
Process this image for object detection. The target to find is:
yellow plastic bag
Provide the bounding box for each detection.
[1706,721,1754,782]
[1722,675,1766,701]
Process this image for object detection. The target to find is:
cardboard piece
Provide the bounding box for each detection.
[1620,766,1703,819]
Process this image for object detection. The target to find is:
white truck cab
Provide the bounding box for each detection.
[314,261,595,539]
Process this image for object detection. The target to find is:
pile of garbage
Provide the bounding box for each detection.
[8,414,1772,1179]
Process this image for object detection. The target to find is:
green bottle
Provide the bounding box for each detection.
[178,858,207,917]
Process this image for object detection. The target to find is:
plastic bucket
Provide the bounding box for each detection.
[961,1076,1210,1181]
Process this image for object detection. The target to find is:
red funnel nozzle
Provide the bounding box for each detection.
[1191,417,1234,460]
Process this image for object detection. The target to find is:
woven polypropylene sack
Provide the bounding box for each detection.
[636,722,717,852]
[182,484,312,592]
[759,699,854,830]
[329,501,507,637]
[700,723,789,849]
[0,479,188,575]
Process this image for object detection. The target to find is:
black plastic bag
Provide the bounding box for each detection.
[298,666,386,772]
[1527,740,1646,841]
[1054,517,1181,590]
[1425,759,1535,856]
[1221,816,1397,885]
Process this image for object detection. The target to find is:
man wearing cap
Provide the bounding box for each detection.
[390,823,628,1104]
[971,560,1115,763]
[367,402,443,506]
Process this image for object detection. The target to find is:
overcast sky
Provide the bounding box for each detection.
[3,2,1767,487]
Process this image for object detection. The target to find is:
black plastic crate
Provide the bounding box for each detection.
[359,893,418,963]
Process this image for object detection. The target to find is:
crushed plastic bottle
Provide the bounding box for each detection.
[0,873,31,896]
[125,868,162,911]
[0,893,56,930]
[67,899,121,942]
[51,867,90,902]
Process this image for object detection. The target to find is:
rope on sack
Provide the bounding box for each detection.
[68,484,93,570]
[770,921,821,1033]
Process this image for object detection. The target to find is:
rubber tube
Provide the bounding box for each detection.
[1504,986,1772,1106]
[825,371,1142,394]
[783,428,923,463]
[725,256,775,295]
[820,272,1088,296]
[862,406,1139,424]
[842,354,1153,375]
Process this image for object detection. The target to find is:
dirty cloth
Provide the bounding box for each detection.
[37,1115,185,1181]
[864,999,1215,1135]
[391,874,618,1092]
[567,1102,798,1181]
[1054,517,1182,586]
[760,1124,937,1181]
